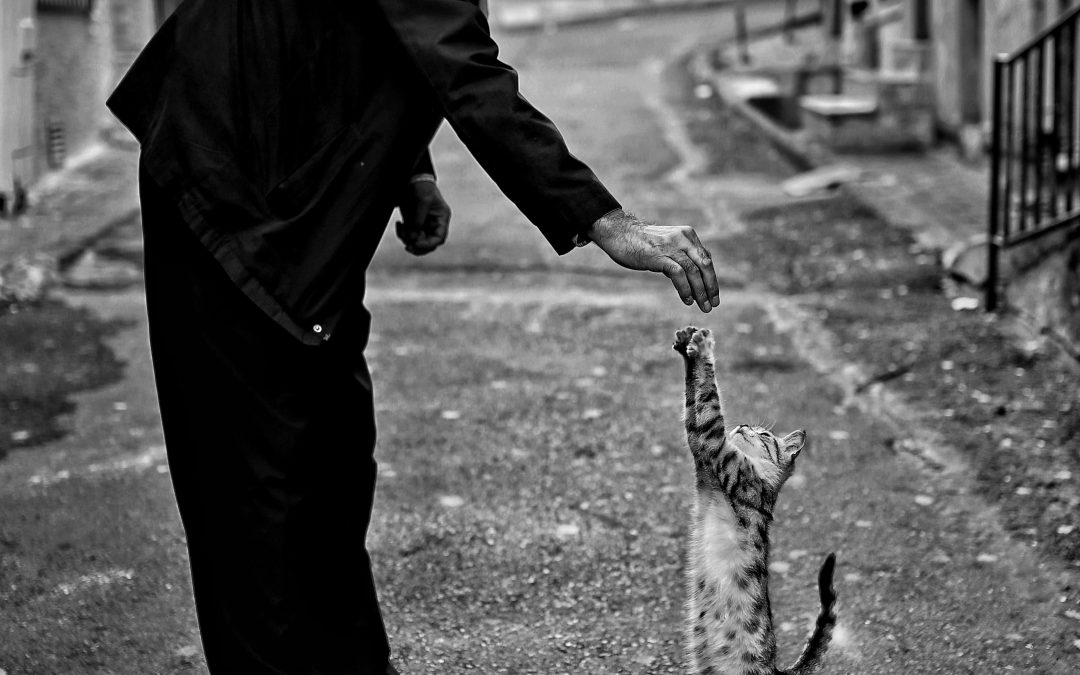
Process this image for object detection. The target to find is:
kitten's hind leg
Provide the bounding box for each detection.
[673,326,724,457]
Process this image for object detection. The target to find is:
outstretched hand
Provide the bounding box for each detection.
[587,209,720,312]
[396,180,451,256]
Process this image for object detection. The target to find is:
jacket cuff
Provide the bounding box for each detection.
[544,188,621,255]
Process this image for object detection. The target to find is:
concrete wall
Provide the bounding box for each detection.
[929,0,962,132]
[931,0,995,136]
[930,0,1080,137]
[27,0,154,177]
[35,2,115,171]
[981,0,1041,136]
[153,0,184,24]
[108,0,157,90]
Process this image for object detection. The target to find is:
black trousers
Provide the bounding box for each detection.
[140,167,391,674]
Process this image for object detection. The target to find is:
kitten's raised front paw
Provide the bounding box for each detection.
[673,326,713,359]
[673,325,699,355]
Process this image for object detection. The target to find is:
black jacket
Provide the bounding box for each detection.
[108,0,619,345]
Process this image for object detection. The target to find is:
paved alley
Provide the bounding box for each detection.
[1,3,1078,674]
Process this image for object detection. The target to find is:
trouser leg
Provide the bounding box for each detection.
[139,167,391,674]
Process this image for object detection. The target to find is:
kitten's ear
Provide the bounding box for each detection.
[781,430,807,462]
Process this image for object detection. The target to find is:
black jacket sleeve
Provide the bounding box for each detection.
[411,148,435,179]
[371,0,620,253]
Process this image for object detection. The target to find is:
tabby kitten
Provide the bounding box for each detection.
[673,326,836,675]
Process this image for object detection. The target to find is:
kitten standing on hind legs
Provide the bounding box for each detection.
[674,325,837,675]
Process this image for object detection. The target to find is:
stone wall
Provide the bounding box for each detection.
[1006,230,1080,352]
[989,0,1080,346]
[929,0,962,132]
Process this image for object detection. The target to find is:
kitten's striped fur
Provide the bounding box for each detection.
[674,326,836,675]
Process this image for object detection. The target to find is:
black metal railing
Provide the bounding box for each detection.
[987,3,1080,310]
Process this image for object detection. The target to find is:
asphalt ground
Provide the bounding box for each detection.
[1,3,1079,674]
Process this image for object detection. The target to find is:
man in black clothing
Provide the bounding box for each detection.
[109,1,720,672]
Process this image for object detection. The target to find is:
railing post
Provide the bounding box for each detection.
[1019,54,1030,236]
[1034,43,1045,227]
[987,57,1006,312]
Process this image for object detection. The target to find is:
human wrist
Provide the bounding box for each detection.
[587,208,634,245]
[573,208,618,247]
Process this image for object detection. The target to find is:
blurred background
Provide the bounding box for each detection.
[1,1,1079,673]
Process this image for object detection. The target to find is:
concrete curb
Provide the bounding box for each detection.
[695,59,824,171]
[53,205,142,272]
[0,204,141,313]
[0,137,141,311]
[492,0,735,32]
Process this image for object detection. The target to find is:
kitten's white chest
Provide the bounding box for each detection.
[692,494,754,586]
[687,494,765,671]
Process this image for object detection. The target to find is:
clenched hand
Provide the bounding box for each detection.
[396,180,451,256]
[587,209,720,312]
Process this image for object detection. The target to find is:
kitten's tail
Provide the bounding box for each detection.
[781,552,837,675]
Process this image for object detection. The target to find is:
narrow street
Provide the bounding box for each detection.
[1,3,1078,674]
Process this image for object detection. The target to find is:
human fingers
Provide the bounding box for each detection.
[407,210,449,255]
[407,233,439,255]
[427,207,450,247]
[660,257,695,307]
[681,228,720,307]
[671,251,712,312]
[398,215,435,256]
[395,219,413,245]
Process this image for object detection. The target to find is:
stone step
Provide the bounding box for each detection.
[799,94,934,152]
[843,67,935,110]
[799,94,878,117]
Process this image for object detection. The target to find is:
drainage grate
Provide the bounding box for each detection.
[36,0,95,15]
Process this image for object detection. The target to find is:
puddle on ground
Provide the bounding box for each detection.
[0,300,128,459]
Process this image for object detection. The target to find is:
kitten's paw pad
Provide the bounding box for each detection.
[673,325,699,355]
[690,328,714,358]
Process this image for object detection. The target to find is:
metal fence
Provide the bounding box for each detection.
[987,4,1080,310]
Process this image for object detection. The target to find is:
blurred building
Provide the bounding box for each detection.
[928,0,1078,145]
[0,0,155,216]
[806,0,1080,153]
